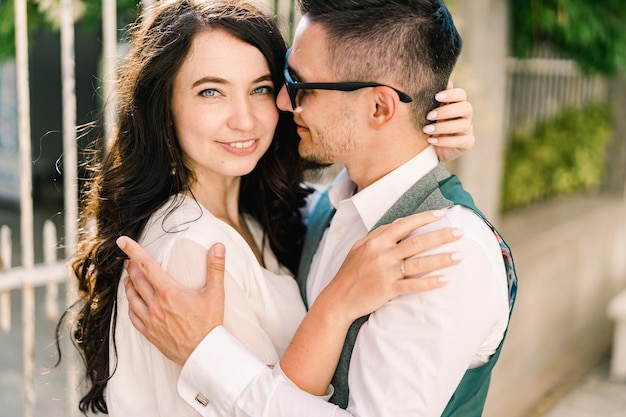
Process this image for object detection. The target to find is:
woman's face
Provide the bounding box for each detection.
[171,29,279,183]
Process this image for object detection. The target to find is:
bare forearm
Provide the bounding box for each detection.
[279,289,352,396]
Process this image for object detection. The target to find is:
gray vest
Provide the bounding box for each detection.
[296,164,518,416]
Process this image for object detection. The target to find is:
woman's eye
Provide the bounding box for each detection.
[252,85,274,95]
[200,89,220,98]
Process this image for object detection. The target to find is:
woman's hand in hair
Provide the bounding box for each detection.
[424,80,475,163]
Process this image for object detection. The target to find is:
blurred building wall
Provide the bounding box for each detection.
[486,196,626,417]
[451,0,509,224]
[449,2,626,416]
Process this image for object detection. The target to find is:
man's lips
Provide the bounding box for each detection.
[294,121,309,133]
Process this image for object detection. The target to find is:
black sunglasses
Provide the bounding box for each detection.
[283,50,413,110]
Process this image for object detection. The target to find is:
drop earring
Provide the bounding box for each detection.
[165,135,176,176]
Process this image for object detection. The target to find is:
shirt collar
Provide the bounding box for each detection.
[327,146,439,230]
[327,168,356,208]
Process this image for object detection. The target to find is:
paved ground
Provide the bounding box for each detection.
[528,359,626,417]
[0,286,76,417]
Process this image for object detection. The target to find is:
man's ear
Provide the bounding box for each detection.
[369,86,399,130]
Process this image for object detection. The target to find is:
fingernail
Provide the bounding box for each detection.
[116,236,126,249]
[426,111,437,120]
[451,252,464,261]
[427,137,439,144]
[452,228,464,237]
[435,92,447,101]
[432,210,444,217]
[213,243,225,257]
[422,124,435,134]
[123,259,129,269]
[438,276,450,283]
[123,277,129,285]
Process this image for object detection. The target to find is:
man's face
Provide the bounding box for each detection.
[276,17,360,165]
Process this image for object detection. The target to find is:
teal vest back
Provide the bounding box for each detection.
[297,164,518,416]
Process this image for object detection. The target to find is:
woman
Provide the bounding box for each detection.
[56,0,474,415]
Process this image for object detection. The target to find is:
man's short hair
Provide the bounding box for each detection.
[298,0,462,127]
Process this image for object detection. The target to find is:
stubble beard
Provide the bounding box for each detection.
[298,108,357,166]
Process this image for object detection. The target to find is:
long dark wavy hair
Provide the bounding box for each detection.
[56,0,311,413]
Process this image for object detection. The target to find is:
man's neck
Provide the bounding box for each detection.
[345,136,429,192]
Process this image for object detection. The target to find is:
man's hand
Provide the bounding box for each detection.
[425,80,475,163]
[116,236,226,366]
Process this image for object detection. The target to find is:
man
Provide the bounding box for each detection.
[119,0,516,415]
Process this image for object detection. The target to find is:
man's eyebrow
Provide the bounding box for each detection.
[286,64,303,81]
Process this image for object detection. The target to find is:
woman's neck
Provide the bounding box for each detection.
[189,176,265,266]
[190,175,240,225]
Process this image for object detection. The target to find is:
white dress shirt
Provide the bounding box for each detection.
[105,194,306,417]
[307,147,510,415]
[177,146,510,417]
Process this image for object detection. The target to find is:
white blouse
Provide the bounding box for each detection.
[105,194,306,417]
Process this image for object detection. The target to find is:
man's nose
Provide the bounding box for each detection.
[276,84,293,112]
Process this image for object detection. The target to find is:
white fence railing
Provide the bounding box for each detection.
[0,221,66,326]
[0,2,298,416]
[506,57,610,135]
[3,0,93,414]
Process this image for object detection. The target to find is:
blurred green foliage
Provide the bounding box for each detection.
[0,0,43,60]
[511,0,626,75]
[501,103,613,211]
[0,0,139,62]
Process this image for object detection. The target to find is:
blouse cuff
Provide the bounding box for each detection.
[177,325,266,416]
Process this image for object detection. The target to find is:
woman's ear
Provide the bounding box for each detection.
[369,86,398,130]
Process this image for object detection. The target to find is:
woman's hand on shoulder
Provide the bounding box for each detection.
[317,210,464,323]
